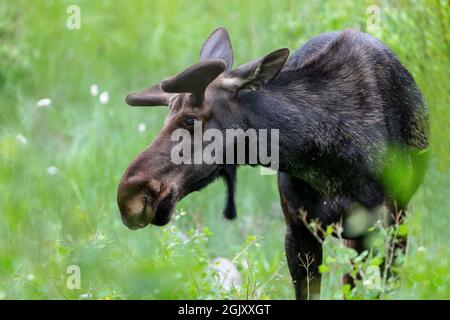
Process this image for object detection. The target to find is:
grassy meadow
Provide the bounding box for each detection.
[0,0,449,299]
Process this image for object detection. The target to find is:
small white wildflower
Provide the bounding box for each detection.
[46,166,59,175]
[97,232,105,241]
[99,91,109,104]
[80,293,92,299]
[363,279,372,287]
[16,134,28,145]
[138,123,146,133]
[175,230,189,242]
[211,257,241,291]
[417,246,426,253]
[240,260,250,270]
[27,274,35,281]
[363,266,381,290]
[36,98,52,108]
[90,84,99,97]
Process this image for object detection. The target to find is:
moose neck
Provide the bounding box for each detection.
[238,85,325,174]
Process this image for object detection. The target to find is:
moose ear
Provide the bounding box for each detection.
[225,48,290,91]
[200,28,234,71]
[161,59,227,104]
[125,84,176,107]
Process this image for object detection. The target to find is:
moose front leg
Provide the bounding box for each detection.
[278,173,323,300]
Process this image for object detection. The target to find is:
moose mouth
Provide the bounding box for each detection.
[148,190,177,227]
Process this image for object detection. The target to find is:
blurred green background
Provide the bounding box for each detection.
[0,0,448,299]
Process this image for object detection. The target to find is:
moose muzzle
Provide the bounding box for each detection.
[117,176,178,229]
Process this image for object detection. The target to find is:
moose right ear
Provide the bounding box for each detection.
[125,84,176,107]
[200,28,234,71]
[224,48,290,92]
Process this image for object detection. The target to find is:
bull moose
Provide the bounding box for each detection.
[118,28,428,299]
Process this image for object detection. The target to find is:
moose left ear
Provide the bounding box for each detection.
[200,28,234,71]
[225,48,290,91]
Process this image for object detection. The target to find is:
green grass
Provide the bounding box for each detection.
[0,0,448,299]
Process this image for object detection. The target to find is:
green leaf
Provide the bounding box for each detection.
[371,256,384,266]
[245,235,257,244]
[326,226,334,235]
[397,224,409,237]
[202,227,213,237]
[319,264,330,273]
[342,284,352,299]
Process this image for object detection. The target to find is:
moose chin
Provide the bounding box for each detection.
[117,27,428,299]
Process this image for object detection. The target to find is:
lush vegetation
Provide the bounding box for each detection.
[0,0,448,299]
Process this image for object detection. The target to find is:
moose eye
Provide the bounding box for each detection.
[184,115,199,128]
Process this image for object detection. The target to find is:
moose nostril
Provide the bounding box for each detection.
[118,192,155,230]
[141,196,148,213]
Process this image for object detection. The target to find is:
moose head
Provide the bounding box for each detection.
[117,28,289,229]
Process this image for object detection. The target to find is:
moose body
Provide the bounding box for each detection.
[118,28,428,299]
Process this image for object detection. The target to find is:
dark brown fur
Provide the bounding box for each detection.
[118,28,428,299]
